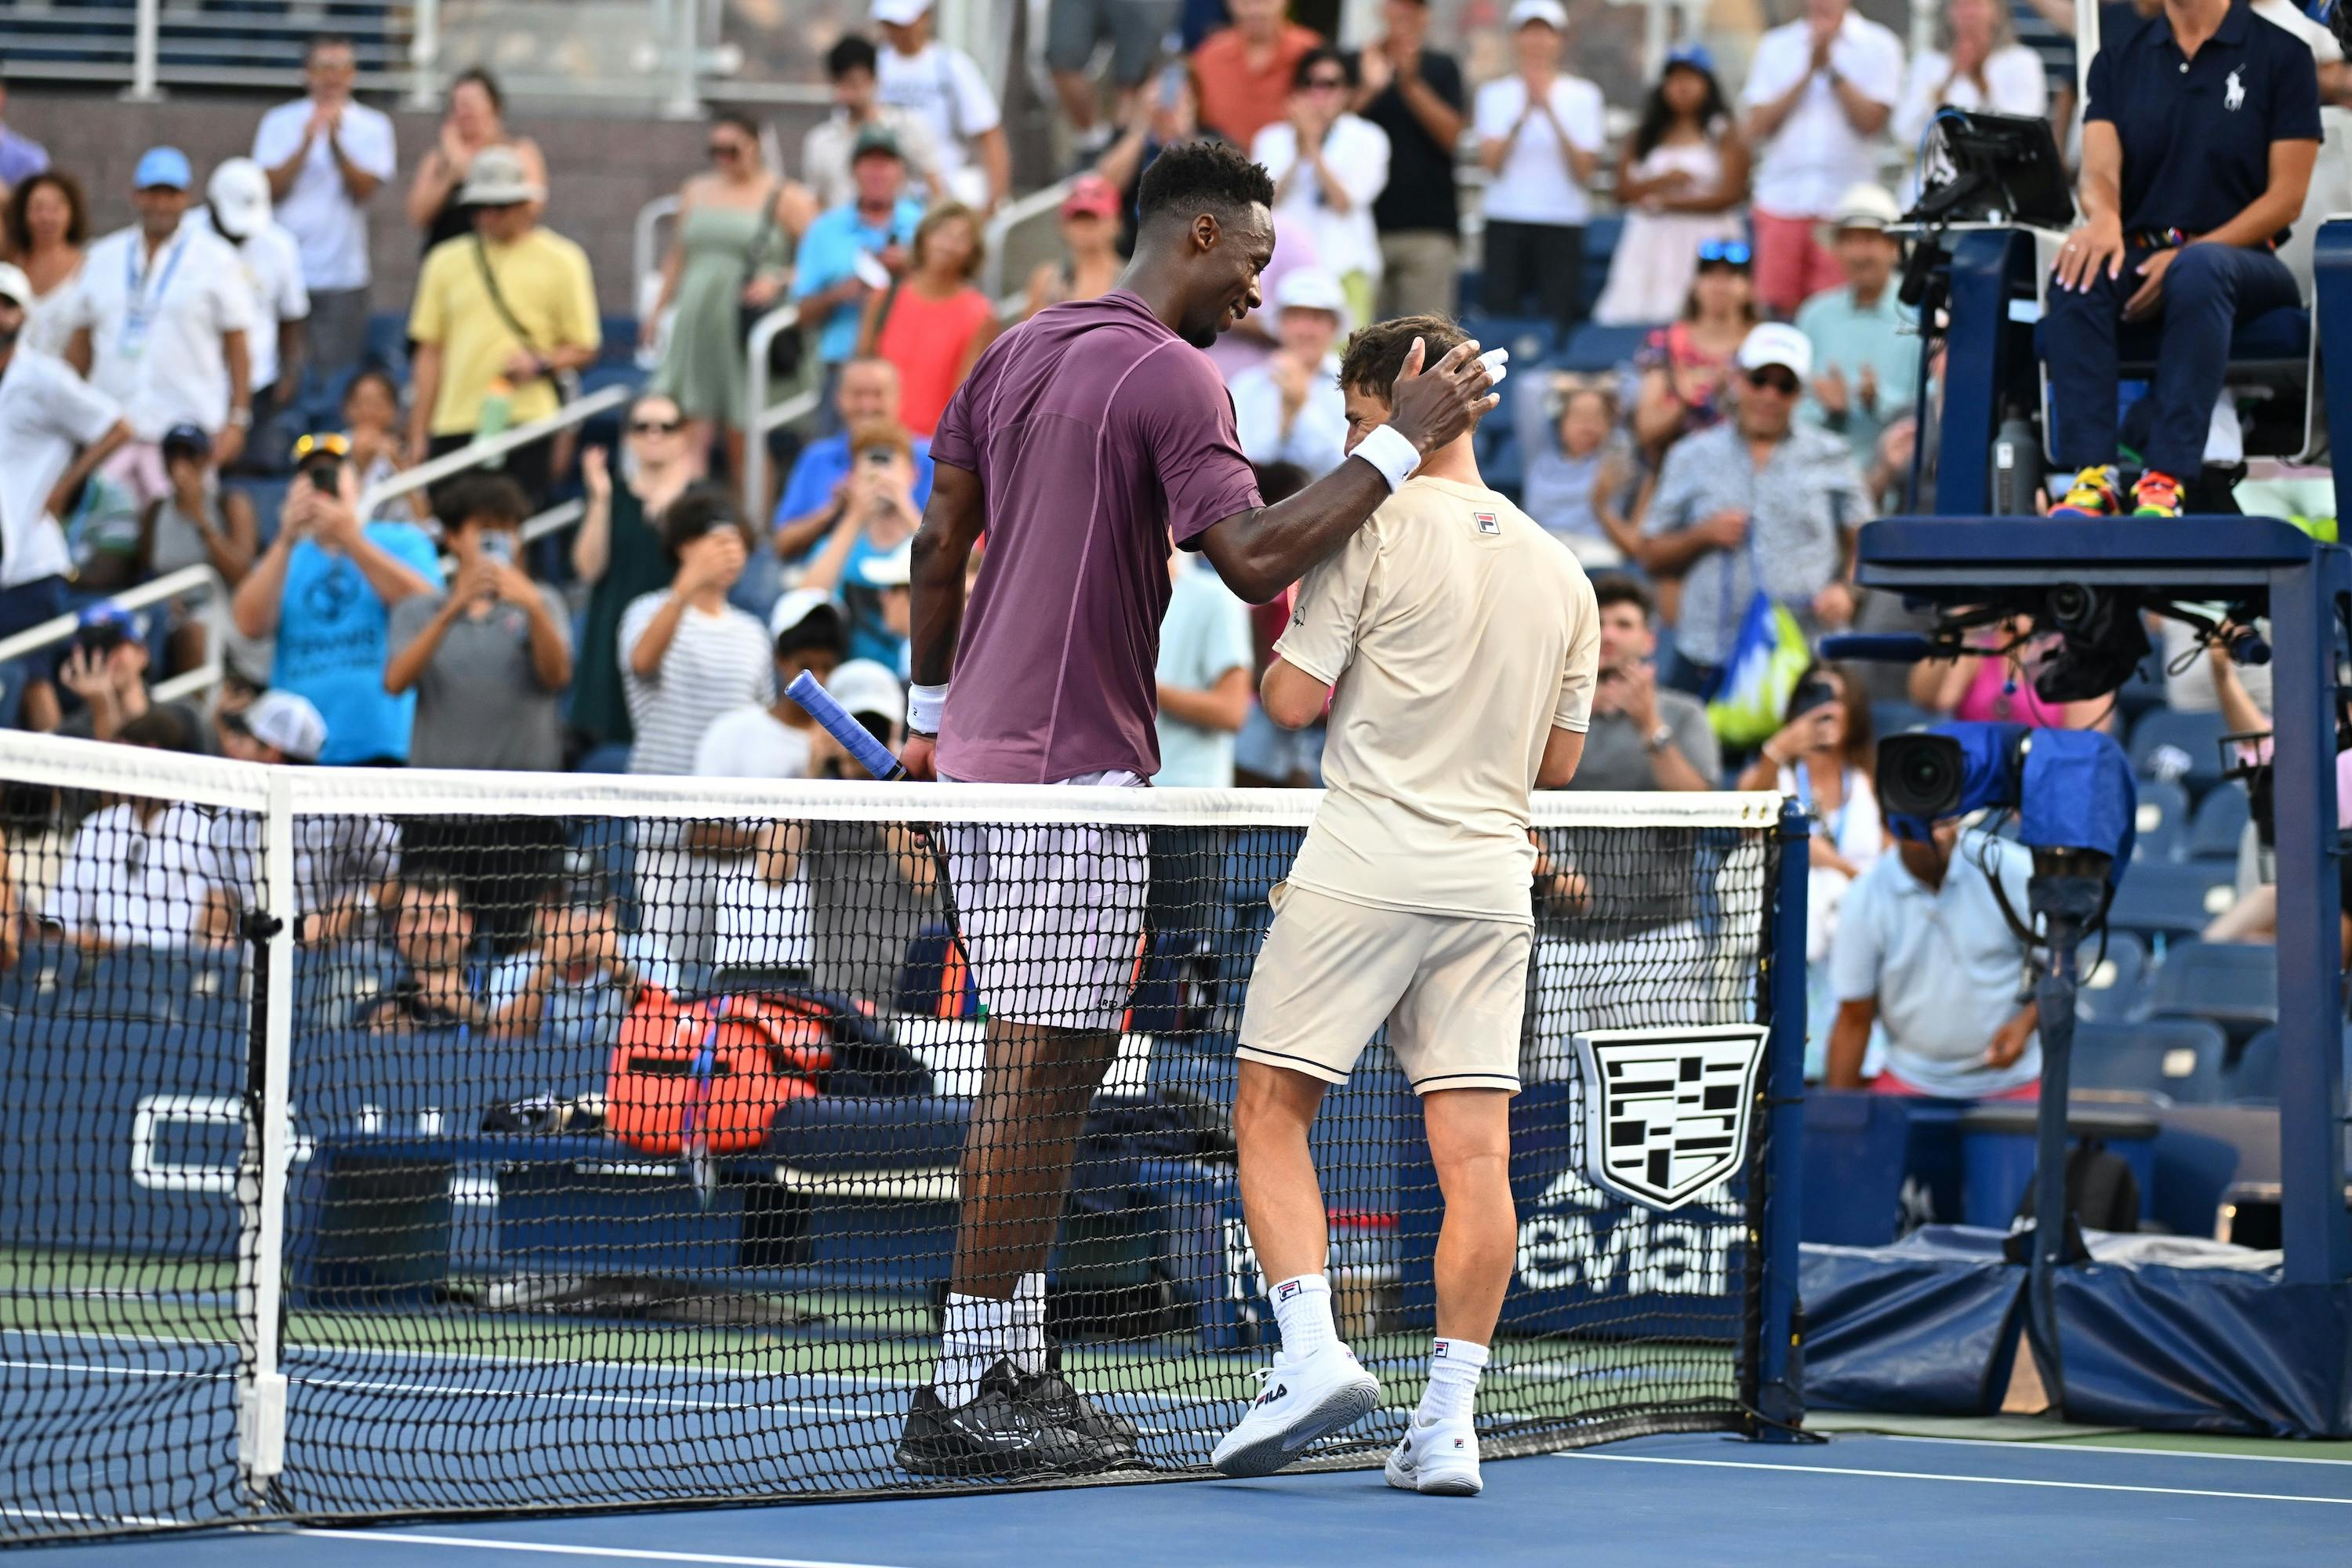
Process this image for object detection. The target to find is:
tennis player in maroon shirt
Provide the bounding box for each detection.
[895,140,1501,1478]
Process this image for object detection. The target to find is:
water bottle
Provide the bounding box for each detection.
[476,377,513,470]
[1991,417,2039,515]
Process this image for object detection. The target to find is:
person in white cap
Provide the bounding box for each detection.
[1229,266,1352,475]
[1472,0,1606,329]
[1740,0,1904,318]
[800,656,941,1005]
[193,156,309,455]
[1251,47,1391,329]
[0,260,130,644]
[871,0,1010,212]
[1636,322,1871,691]
[221,687,329,764]
[695,587,849,786]
[406,144,599,506]
[252,32,397,389]
[1794,181,1919,463]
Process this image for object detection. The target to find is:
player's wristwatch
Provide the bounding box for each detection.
[1646,723,1675,753]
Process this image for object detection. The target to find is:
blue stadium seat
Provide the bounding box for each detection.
[1457,313,1561,368]
[2224,1024,2350,1102]
[2074,931,2150,1025]
[2115,654,2168,723]
[1558,321,1657,373]
[2107,860,2241,941]
[2130,776,2191,862]
[2071,1018,2230,1102]
[1578,215,1623,316]
[232,477,292,547]
[2128,709,2230,797]
[2187,782,2252,862]
[362,311,412,380]
[2147,940,2277,1044]
[0,938,79,1016]
[598,318,643,368]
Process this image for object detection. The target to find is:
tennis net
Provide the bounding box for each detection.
[0,730,1804,1541]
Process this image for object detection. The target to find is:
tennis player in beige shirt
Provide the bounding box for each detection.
[1211,314,1601,1495]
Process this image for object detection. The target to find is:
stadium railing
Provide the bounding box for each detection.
[0,562,227,707]
[354,383,634,523]
[740,177,1076,521]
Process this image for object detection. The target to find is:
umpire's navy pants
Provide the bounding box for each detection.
[2042,242,2301,481]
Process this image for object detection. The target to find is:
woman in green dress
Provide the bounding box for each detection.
[569,393,701,753]
[645,111,814,490]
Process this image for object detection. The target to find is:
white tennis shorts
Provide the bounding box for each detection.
[940,771,1150,1033]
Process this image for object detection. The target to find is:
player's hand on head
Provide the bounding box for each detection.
[1386,336,1502,455]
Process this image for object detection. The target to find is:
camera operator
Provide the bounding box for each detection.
[231,432,440,765]
[1824,812,2041,1098]
[2045,0,2320,520]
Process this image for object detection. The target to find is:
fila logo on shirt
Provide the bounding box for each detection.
[2226,67,2246,111]
[1474,511,1501,536]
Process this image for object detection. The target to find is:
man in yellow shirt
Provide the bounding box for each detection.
[407,146,598,505]
[1210,314,1599,1497]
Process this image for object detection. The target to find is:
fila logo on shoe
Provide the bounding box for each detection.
[1452,1437,1467,1450]
[1255,1382,1289,1407]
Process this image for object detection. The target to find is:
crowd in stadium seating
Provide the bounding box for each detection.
[0,0,2321,1105]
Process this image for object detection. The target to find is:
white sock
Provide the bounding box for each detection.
[1269,1272,1338,1361]
[1416,1337,1488,1425]
[1010,1272,1048,1374]
[935,1292,1013,1408]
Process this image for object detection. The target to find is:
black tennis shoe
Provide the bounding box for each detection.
[1014,1365,1145,1468]
[895,1359,1108,1478]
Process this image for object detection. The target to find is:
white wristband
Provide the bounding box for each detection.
[907,681,949,737]
[1350,423,1422,493]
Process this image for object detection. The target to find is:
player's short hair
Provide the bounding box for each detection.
[1135,139,1273,229]
[1337,314,1472,403]
[1590,572,1653,620]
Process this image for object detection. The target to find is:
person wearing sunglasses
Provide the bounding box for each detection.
[1631,238,1759,459]
[568,394,702,757]
[1251,47,1390,330]
[1592,43,1751,328]
[646,110,815,487]
[1636,323,1870,695]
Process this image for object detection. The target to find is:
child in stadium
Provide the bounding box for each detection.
[1211,314,1601,1496]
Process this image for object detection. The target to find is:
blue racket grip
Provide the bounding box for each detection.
[786,670,906,781]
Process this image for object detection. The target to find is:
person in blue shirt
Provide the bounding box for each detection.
[787,125,925,435]
[2046,0,2320,521]
[770,355,935,568]
[230,437,442,765]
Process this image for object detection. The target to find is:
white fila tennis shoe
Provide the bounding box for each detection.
[1385,1414,1483,1496]
[1210,1345,1382,1477]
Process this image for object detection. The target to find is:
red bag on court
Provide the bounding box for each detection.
[605,989,832,1156]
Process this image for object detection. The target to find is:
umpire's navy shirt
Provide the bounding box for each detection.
[2085,0,2321,241]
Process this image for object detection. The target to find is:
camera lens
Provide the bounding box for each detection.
[1879,733,1964,820]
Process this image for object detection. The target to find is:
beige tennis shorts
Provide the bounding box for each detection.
[1237,883,1530,1094]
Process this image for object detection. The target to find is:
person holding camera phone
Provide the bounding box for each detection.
[801,418,922,665]
[231,432,441,766]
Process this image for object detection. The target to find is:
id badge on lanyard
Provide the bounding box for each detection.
[121,234,187,365]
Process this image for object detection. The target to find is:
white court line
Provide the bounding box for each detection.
[2,1357,224,1380]
[296,1531,906,1567]
[1557,1451,2352,1504]
[1872,1432,2352,1468]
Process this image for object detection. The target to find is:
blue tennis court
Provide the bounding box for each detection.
[25,1431,2350,1566]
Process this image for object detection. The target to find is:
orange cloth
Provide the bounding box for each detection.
[875,285,995,438]
[1192,24,1322,147]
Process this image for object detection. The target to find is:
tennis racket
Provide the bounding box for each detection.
[785,670,906,781]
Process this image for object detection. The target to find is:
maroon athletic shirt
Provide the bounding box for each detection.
[930,289,1265,784]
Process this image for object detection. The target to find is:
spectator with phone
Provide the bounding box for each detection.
[488,866,677,1046]
[1737,663,1882,1061]
[1559,575,1719,792]
[230,433,441,765]
[800,419,923,668]
[790,127,926,435]
[622,485,779,964]
[771,358,938,569]
[407,147,599,507]
[384,472,572,771]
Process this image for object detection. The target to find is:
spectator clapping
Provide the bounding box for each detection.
[1352,0,1467,321]
[1230,267,1350,475]
[1592,45,1750,328]
[406,67,547,255]
[1473,1,1605,331]
[1253,49,1390,328]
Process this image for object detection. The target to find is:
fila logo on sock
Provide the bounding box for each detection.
[1277,1280,1303,1303]
[1433,1342,1448,1358]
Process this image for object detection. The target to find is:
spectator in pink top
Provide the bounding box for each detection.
[892,138,1499,1479]
[1907,615,2106,729]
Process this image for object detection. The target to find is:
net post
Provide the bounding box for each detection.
[235,772,296,1503]
[1751,797,1810,1440]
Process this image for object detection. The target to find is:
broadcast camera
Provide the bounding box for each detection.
[1878,721,2137,872]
